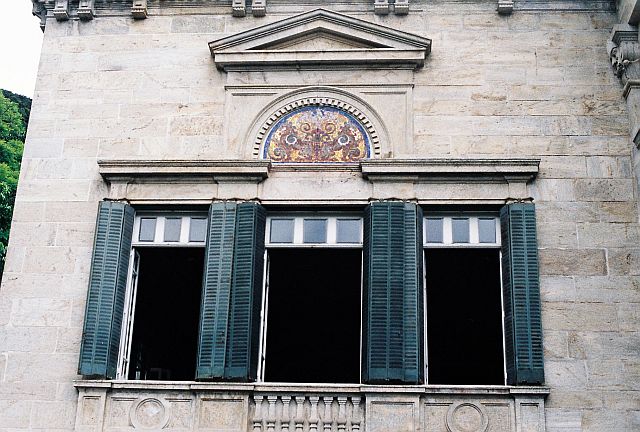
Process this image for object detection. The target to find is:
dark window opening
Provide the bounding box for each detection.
[265,249,361,383]
[128,247,204,381]
[425,248,504,385]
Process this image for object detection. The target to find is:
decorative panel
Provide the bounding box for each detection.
[263,106,370,163]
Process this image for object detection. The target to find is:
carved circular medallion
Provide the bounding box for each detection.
[255,97,380,160]
[130,397,170,429]
[445,402,488,432]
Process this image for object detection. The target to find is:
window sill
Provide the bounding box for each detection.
[74,380,549,432]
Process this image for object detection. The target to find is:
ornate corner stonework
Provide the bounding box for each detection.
[609,24,640,146]
[31,0,47,30]
[609,25,640,89]
[497,0,514,14]
[131,0,148,19]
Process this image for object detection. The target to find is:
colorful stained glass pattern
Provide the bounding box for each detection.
[263,106,370,163]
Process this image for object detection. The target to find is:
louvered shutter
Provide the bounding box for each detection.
[78,201,135,378]
[197,202,266,381]
[226,202,266,380]
[500,203,544,385]
[362,201,424,384]
[197,202,237,379]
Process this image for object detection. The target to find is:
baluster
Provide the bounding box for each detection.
[337,397,347,432]
[281,396,292,432]
[322,396,334,432]
[294,396,305,432]
[350,397,361,432]
[253,395,265,432]
[266,396,278,432]
[309,396,320,432]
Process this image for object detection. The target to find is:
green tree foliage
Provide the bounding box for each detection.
[0,90,28,277]
[2,89,32,130]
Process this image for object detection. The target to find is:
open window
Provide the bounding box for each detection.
[423,214,506,385]
[117,213,208,380]
[261,215,363,383]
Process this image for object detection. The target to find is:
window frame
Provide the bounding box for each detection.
[422,212,507,385]
[115,210,208,380]
[259,212,365,383]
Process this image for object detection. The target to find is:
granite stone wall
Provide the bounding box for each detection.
[1,1,638,430]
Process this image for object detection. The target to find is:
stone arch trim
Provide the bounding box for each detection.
[251,90,384,160]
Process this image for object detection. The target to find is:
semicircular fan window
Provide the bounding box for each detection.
[262,106,371,163]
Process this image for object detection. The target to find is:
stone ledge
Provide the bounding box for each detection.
[360,158,540,183]
[98,159,272,183]
[74,380,550,397]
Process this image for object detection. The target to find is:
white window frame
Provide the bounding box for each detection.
[422,212,507,386]
[258,212,364,383]
[116,211,208,380]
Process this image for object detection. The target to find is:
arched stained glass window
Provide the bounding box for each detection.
[263,106,371,163]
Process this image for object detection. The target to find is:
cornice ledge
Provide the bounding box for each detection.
[360,158,540,182]
[98,159,271,182]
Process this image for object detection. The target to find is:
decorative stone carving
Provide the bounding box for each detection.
[132,0,148,19]
[445,402,489,432]
[252,0,266,17]
[374,0,390,15]
[497,0,514,15]
[395,0,410,15]
[130,397,170,429]
[608,24,640,146]
[233,0,246,17]
[209,9,431,71]
[31,0,47,29]
[53,0,69,21]
[77,0,94,20]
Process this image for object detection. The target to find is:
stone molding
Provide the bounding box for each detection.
[97,157,539,184]
[209,8,431,71]
[253,97,381,160]
[73,381,549,432]
[360,158,540,183]
[98,159,272,182]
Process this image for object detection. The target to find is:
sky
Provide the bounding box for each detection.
[0,1,44,97]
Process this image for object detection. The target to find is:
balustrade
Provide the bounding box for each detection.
[251,393,363,432]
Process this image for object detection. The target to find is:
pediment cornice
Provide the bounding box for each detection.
[209,8,431,71]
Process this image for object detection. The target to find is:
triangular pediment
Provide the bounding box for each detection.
[209,9,431,71]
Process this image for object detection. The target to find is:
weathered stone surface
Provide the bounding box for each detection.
[539,249,607,276]
[6,2,640,431]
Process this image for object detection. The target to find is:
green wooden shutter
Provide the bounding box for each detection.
[197,201,266,381]
[78,201,135,378]
[197,202,237,379]
[362,201,424,384]
[501,203,544,385]
[226,202,266,380]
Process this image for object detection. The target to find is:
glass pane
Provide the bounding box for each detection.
[452,218,470,243]
[270,219,294,243]
[337,219,361,243]
[478,218,496,243]
[164,218,182,242]
[303,219,327,243]
[425,218,443,243]
[139,218,156,242]
[189,218,207,242]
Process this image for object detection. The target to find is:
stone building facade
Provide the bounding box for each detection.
[1,0,639,430]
